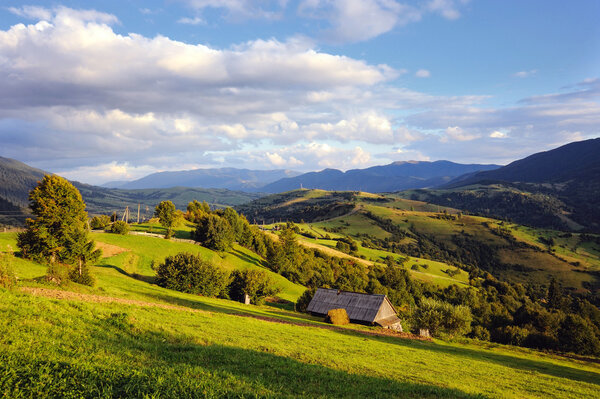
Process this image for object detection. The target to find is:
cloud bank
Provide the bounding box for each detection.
[0,6,598,184]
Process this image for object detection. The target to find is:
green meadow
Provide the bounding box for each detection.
[1,230,600,398]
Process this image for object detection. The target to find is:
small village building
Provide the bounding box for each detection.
[306,288,403,331]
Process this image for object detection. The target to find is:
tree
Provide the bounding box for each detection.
[156,253,229,297]
[155,201,177,238]
[17,175,101,285]
[186,200,210,222]
[107,221,130,235]
[228,269,280,305]
[90,215,111,230]
[193,214,234,251]
[412,298,472,337]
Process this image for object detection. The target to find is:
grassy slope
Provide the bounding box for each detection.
[260,190,600,293]
[1,235,599,398]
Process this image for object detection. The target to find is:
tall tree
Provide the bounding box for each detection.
[193,214,234,252]
[154,200,177,238]
[17,175,100,285]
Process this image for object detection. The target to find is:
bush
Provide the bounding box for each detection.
[412,298,472,337]
[228,269,280,305]
[156,253,229,297]
[69,264,95,286]
[326,308,349,325]
[296,288,316,312]
[493,325,530,346]
[107,221,130,235]
[45,263,69,285]
[335,241,351,253]
[558,314,600,356]
[0,253,17,289]
[90,215,111,230]
[469,325,491,341]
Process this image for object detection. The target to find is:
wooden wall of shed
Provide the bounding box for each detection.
[374,299,397,322]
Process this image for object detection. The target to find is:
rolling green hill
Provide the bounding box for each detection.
[237,189,600,297]
[1,231,599,398]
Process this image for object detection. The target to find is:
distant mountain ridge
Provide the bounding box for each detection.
[411,138,600,232]
[261,161,501,193]
[110,168,301,191]
[446,138,600,187]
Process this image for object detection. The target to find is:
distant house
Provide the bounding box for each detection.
[306,288,403,331]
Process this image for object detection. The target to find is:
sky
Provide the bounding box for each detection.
[0,0,598,185]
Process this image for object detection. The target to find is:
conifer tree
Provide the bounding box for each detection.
[17,175,100,285]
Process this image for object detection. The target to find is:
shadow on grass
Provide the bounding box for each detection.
[353,332,600,387]
[96,263,157,284]
[139,290,600,388]
[104,323,489,398]
[228,248,268,268]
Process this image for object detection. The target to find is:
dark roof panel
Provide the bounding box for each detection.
[307,288,397,324]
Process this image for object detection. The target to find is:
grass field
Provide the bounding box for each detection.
[1,230,599,398]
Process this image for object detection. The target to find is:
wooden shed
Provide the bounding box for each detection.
[306,288,402,331]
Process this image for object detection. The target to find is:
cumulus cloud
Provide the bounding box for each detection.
[0,6,598,183]
[219,142,374,170]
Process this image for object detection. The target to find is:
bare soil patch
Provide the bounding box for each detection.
[95,241,129,258]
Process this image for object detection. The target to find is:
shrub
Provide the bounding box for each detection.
[558,314,600,356]
[0,253,17,289]
[296,288,316,312]
[411,264,419,270]
[335,241,351,253]
[326,308,349,325]
[107,221,130,235]
[156,253,229,297]
[228,269,280,305]
[45,263,69,285]
[412,298,472,337]
[469,325,491,341]
[90,215,111,230]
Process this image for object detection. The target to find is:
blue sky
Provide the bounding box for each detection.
[0,0,598,184]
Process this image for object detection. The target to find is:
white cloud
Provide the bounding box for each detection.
[440,126,479,142]
[8,6,53,20]
[298,0,468,43]
[1,7,598,182]
[490,131,507,139]
[415,69,431,78]
[426,0,464,20]
[513,69,537,78]
[177,16,205,25]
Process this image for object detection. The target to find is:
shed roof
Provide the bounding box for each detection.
[306,288,398,324]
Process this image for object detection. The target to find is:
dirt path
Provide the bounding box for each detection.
[21,287,430,342]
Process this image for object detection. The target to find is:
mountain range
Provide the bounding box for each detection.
[403,138,600,232]
[105,168,301,191]
[2,138,599,231]
[101,161,501,193]
[260,161,500,193]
